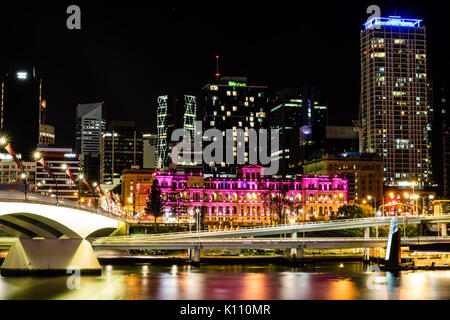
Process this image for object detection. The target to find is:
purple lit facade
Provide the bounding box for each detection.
[138,165,348,227]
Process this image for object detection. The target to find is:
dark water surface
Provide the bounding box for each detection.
[0,262,449,300]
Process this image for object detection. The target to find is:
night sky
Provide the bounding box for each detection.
[1,0,449,148]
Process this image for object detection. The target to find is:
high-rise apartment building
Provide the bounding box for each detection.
[360,16,432,187]
[100,121,143,185]
[202,76,270,175]
[156,93,197,169]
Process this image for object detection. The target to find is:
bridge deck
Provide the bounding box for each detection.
[96,215,450,241]
[92,236,449,250]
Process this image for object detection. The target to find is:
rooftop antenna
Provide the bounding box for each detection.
[215,55,220,82]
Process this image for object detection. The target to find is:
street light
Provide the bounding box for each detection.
[195,208,200,233]
[33,151,41,161]
[367,195,377,217]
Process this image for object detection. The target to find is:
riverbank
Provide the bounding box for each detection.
[95,254,364,265]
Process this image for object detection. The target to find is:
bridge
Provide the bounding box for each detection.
[92,236,448,250]
[95,215,450,241]
[0,190,448,274]
[0,191,132,276]
[0,191,126,238]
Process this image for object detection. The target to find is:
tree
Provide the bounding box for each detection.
[269,183,291,225]
[144,179,166,232]
[331,204,366,220]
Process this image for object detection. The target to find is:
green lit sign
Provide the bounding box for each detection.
[228,81,246,87]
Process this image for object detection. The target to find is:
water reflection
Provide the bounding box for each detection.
[0,262,449,300]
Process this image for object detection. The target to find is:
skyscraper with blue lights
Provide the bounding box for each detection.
[360,16,432,187]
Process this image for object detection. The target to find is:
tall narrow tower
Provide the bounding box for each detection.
[360,16,432,187]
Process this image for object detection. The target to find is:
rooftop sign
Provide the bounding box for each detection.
[363,16,422,30]
[228,81,246,87]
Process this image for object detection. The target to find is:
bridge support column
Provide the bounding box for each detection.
[286,232,303,264]
[0,239,101,276]
[441,223,448,237]
[190,247,201,265]
[363,227,370,262]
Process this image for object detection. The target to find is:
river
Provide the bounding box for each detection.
[0,262,449,299]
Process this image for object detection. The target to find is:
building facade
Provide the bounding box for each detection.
[270,87,328,175]
[121,168,156,215]
[360,16,432,187]
[202,77,270,175]
[100,121,143,185]
[0,66,47,160]
[76,102,105,155]
[122,165,348,227]
[38,124,55,145]
[143,133,157,169]
[0,153,36,188]
[35,147,80,200]
[156,94,197,169]
[75,102,105,184]
[303,153,383,208]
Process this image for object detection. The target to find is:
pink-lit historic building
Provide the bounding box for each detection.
[130,165,348,227]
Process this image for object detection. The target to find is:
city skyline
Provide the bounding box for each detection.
[1,2,448,149]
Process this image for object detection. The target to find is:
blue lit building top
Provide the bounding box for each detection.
[363,16,423,30]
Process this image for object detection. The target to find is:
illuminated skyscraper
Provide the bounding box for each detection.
[75,102,106,183]
[156,93,197,169]
[202,76,269,175]
[360,16,432,187]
